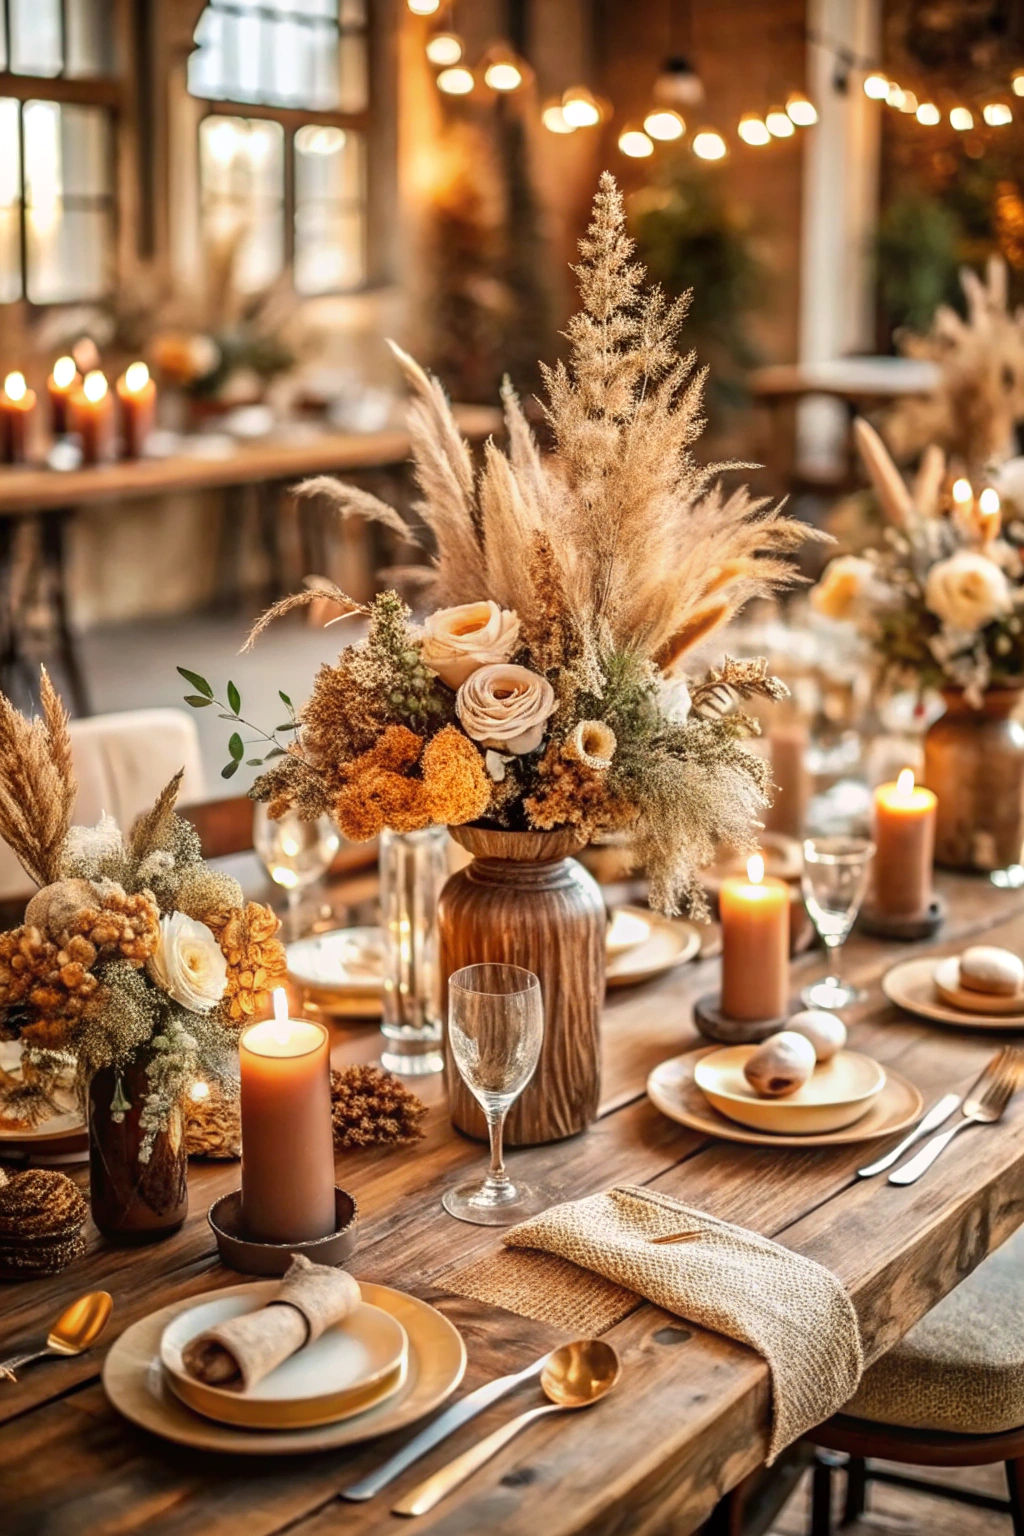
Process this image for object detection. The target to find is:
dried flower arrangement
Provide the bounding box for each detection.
[0,672,287,1156]
[813,418,1024,704]
[186,175,816,915]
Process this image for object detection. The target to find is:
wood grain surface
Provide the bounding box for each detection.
[3,867,1024,1536]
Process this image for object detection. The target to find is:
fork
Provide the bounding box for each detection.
[888,1049,1024,1186]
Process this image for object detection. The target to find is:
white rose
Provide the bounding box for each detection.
[456,663,556,755]
[925,551,1011,632]
[810,556,877,623]
[148,912,228,1013]
[421,600,521,689]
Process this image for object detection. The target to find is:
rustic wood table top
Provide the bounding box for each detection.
[4,867,1024,1536]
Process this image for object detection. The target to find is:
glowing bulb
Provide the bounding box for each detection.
[896,768,915,797]
[916,102,940,125]
[189,1080,210,1103]
[52,355,76,388]
[83,370,108,403]
[765,107,795,137]
[562,87,601,128]
[864,74,889,100]
[952,477,973,504]
[3,372,26,402]
[643,108,684,141]
[270,865,300,888]
[272,987,291,1044]
[407,0,439,13]
[485,61,522,92]
[618,128,653,158]
[124,361,149,394]
[425,33,462,66]
[692,128,727,160]
[983,103,1012,126]
[950,106,974,130]
[898,89,918,113]
[747,854,765,885]
[786,92,818,126]
[885,83,905,109]
[1014,71,1024,98]
[542,102,575,134]
[437,66,474,94]
[980,487,1001,515]
[738,114,771,145]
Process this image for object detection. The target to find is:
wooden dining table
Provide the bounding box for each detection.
[4,862,1024,1536]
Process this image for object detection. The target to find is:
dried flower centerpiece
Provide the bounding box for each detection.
[0,672,287,1236]
[188,175,812,918]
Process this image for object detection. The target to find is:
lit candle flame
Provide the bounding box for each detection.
[272,986,291,1045]
[747,854,765,885]
[189,1079,210,1102]
[3,372,27,403]
[952,477,973,505]
[896,768,915,796]
[52,355,76,389]
[83,369,108,404]
[124,361,149,394]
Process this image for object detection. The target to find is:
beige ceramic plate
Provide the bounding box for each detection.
[103,1282,465,1454]
[605,907,701,988]
[883,957,1024,1031]
[647,1048,923,1147]
[288,927,383,1020]
[160,1291,408,1429]
[694,1046,885,1134]
[0,1045,86,1150]
[932,956,1024,1017]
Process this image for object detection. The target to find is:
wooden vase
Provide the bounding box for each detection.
[923,688,1024,871]
[88,1045,188,1242]
[439,826,605,1146]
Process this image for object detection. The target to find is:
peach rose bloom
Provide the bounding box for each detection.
[421,601,520,689]
[456,663,556,755]
[925,551,1011,632]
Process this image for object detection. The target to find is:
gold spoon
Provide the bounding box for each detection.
[392,1339,621,1517]
[0,1291,113,1382]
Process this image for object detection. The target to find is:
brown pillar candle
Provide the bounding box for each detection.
[68,370,114,464]
[239,989,336,1244]
[0,372,36,463]
[872,770,936,918]
[719,855,790,1021]
[765,720,811,839]
[116,361,157,458]
[47,355,78,436]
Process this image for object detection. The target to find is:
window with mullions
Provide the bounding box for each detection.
[189,0,369,114]
[1,0,113,79]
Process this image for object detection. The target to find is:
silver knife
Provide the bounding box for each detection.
[856,1092,961,1178]
[341,1349,553,1501]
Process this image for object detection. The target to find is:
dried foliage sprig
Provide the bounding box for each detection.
[0,670,76,887]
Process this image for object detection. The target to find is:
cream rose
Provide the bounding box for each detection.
[148,912,228,1013]
[456,663,556,755]
[421,600,521,689]
[925,551,1011,632]
[810,556,877,623]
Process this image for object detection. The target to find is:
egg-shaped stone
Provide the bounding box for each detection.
[743,1031,817,1099]
[785,1009,847,1063]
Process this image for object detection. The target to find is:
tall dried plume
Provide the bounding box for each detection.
[0,669,77,887]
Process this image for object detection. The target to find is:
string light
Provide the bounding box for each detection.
[864,73,889,99]
[916,102,940,125]
[897,89,918,113]
[561,86,601,128]
[542,101,575,134]
[765,106,795,138]
[737,113,771,146]
[983,103,1012,126]
[437,65,474,95]
[885,82,905,109]
[1014,71,1024,98]
[950,106,974,130]
[426,34,463,66]
[481,44,524,92]
[786,92,817,126]
[643,108,684,141]
[692,128,727,160]
[618,126,654,158]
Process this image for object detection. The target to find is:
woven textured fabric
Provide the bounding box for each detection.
[445,1184,863,1461]
[845,1224,1024,1436]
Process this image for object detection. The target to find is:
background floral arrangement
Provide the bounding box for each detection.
[188,175,817,916]
[813,417,1024,704]
[0,672,286,1156]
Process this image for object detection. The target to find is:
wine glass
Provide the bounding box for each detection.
[442,964,544,1226]
[253,804,340,940]
[801,836,875,1010]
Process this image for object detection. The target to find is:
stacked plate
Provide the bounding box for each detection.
[287,928,385,1019]
[103,1281,466,1454]
[0,1042,88,1165]
[883,956,1024,1031]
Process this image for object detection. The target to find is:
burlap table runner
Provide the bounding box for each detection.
[443,1185,863,1460]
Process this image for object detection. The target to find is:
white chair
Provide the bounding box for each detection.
[0,708,207,901]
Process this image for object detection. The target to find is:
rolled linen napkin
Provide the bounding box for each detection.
[182,1255,361,1392]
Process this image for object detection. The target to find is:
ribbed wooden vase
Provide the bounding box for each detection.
[924,688,1024,870]
[439,826,605,1146]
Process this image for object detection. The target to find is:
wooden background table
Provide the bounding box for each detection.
[3,864,1024,1536]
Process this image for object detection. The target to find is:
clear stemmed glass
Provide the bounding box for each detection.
[442,964,545,1226]
[253,804,340,940]
[801,836,875,1010]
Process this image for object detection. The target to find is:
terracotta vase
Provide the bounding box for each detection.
[438,826,605,1146]
[88,1045,188,1242]
[923,688,1024,871]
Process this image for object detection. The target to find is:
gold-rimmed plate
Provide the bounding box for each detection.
[605,907,701,988]
[694,1046,885,1134]
[288,927,383,1020]
[647,1047,923,1147]
[883,957,1024,1031]
[160,1290,408,1429]
[103,1282,465,1454]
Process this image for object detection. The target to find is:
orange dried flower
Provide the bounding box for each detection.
[333,724,490,840]
[213,902,288,1023]
[421,726,491,825]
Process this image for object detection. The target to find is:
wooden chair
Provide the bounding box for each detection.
[804,1223,1024,1534]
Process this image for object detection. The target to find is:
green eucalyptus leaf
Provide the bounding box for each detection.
[227,680,241,714]
[279,690,293,708]
[221,760,240,780]
[184,695,213,708]
[275,722,298,732]
[178,667,213,698]
[264,746,286,759]
[228,732,244,761]
[246,758,264,767]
